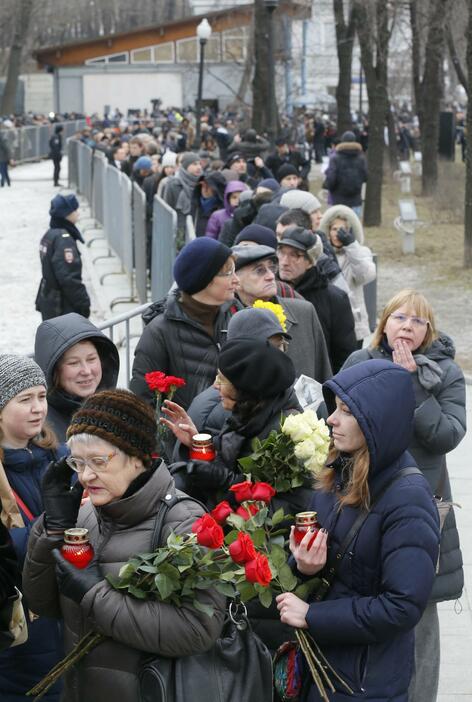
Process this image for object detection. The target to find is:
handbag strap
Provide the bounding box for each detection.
[10,489,35,522]
[150,492,208,550]
[320,467,422,592]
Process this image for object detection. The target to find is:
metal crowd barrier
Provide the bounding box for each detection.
[132,183,148,305]
[2,120,86,163]
[151,196,178,301]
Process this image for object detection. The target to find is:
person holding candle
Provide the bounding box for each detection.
[276,359,440,701]
[22,389,225,702]
[0,354,66,701]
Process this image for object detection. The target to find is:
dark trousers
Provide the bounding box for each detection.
[0,161,10,186]
[52,156,62,185]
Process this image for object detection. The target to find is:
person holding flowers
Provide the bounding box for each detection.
[22,389,225,702]
[276,359,440,701]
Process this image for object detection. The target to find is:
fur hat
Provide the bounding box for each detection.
[318,204,364,244]
[66,389,156,466]
[173,237,233,294]
[219,338,295,398]
[49,194,79,219]
[278,226,323,264]
[0,355,46,411]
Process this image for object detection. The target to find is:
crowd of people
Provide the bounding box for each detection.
[0,105,468,702]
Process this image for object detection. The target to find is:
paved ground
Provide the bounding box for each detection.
[1,157,471,699]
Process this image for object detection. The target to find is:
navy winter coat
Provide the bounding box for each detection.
[303,360,439,701]
[0,443,67,701]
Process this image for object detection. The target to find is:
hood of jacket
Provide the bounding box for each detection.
[223,180,248,215]
[193,171,226,208]
[318,203,364,244]
[34,312,120,392]
[335,140,363,155]
[322,359,415,477]
[424,332,456,362]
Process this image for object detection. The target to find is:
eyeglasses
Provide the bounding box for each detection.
[251,262,278,277]
[277,248,306,261]
[66,452,117,474]
[215,267,237,278]
[389,313,429,328]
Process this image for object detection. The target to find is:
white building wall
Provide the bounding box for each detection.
[21,73,54,114]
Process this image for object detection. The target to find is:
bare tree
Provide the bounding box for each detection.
[1,0,34,114]
[333,0,356,135]
[410,0,450,196]
[465,4,472,267]
[354,0,391,226]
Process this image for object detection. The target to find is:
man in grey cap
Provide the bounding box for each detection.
[232,243,332,383]
[277,226,357,373]
[162,152,203,244]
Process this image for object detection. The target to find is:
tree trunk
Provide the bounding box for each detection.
[386,102,399,173]
[465,6,472,268]
[0,0,34,114]
[333,0,356,135]
[252,0,271,135]
[355,0,389,226]
[446,23,469,96]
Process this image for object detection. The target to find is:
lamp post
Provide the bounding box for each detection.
[194,18,212,151]
[264,0,279,147]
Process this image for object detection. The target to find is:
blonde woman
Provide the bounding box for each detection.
[342,289,466,702]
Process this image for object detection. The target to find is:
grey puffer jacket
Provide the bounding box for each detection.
[22,463,225,702]
[343,334,466,602]
[130,293,240,408]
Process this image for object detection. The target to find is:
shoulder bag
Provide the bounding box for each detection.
[0,588,28,650]
[139,494,273,702]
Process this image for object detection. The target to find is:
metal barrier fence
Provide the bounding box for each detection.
[151,196,178,301]
[132,183,148,305]
[1,120,86,163]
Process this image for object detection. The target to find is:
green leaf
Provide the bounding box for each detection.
[237,456,254,471]
[251,528,266,548]
[278,563,298,592]
[138,564,158,574]
[224,529,239,545]
[294,577,321,601]
[192,599,215,618]
[214,581,237,597]
[257,586,273,609]
[237,580,257,602]
[118,562,137,579]
[271,508,286,527]
[106,573,127,589]
[270,543,288,569]
[291,475,304,488]
[226,513,246,531]
[220,569,238,581]
[128,585,147,599]
[154,573,175,600]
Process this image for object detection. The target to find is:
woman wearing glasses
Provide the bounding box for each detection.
[130,237,241,412]
[23,389,225,702]
[0,354,66,701]
[342,289,466,702]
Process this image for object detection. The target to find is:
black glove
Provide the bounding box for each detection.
[336,227,355,247]
[41,457,84,532]
[187,458,235,491]
[0,519,19,604]
[52,550,102,604]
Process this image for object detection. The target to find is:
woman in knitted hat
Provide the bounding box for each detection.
[130,236,241,412]
[0,354,66,701]
[22,389,224,702]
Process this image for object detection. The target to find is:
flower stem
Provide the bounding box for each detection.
[27,631,104,699]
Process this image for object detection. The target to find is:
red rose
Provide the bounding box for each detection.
[145,371,167,393]
[245,552,272,587]
[251,482,276,503]
[191,514,224,549]
[210,501,233,525]
[230,481,253,503]
[236,503,259,520]
[229,532,256,565]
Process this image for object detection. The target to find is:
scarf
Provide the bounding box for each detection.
[175,168,200,214]
[49,215,84,243]
[380,336,443,391]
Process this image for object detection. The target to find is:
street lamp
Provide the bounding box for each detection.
[194,18,212,150]
[264,0,279,147]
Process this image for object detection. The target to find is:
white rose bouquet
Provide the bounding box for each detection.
[238,410,330,493]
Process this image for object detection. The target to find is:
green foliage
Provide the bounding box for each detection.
[237,430,309,493]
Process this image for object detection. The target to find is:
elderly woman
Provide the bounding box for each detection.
[342,289,466,702]
[35,313,120,441]
[22,390,225,702]
[276,359,440,702]
[318,204,376,348]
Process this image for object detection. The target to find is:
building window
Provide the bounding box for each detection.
[85,57,106,65]
[108,52,128,63]
[222,29,247,63]
[176,37,198,63]
[154,42,174,63]
[205,34,221,62]
[131,47,153,63]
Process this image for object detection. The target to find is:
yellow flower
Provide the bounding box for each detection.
[253,300,287,332]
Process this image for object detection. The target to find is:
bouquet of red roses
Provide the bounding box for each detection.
[144,371,186,462]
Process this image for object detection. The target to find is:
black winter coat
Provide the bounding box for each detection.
[342,334,466,603]
[48,134,62,159]
[293,267,357,373]
[35,219,90,320]
[190,172,226,237]
[130,294,240,409]
[323,142,368,207]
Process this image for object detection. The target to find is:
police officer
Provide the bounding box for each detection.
[49,125,63,186]
[35,194,91,321]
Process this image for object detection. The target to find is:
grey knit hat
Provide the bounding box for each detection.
[0,355,46,410]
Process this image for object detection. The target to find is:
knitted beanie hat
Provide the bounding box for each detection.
[234,224,278,249]
[133,156,153,172]
[67,389,157,466]
[180,152,201,170]
[173,237,233,294]
[0,355,46,411]
[280,190,321,213]
[276,164,299,182]
[161,151,177,168]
